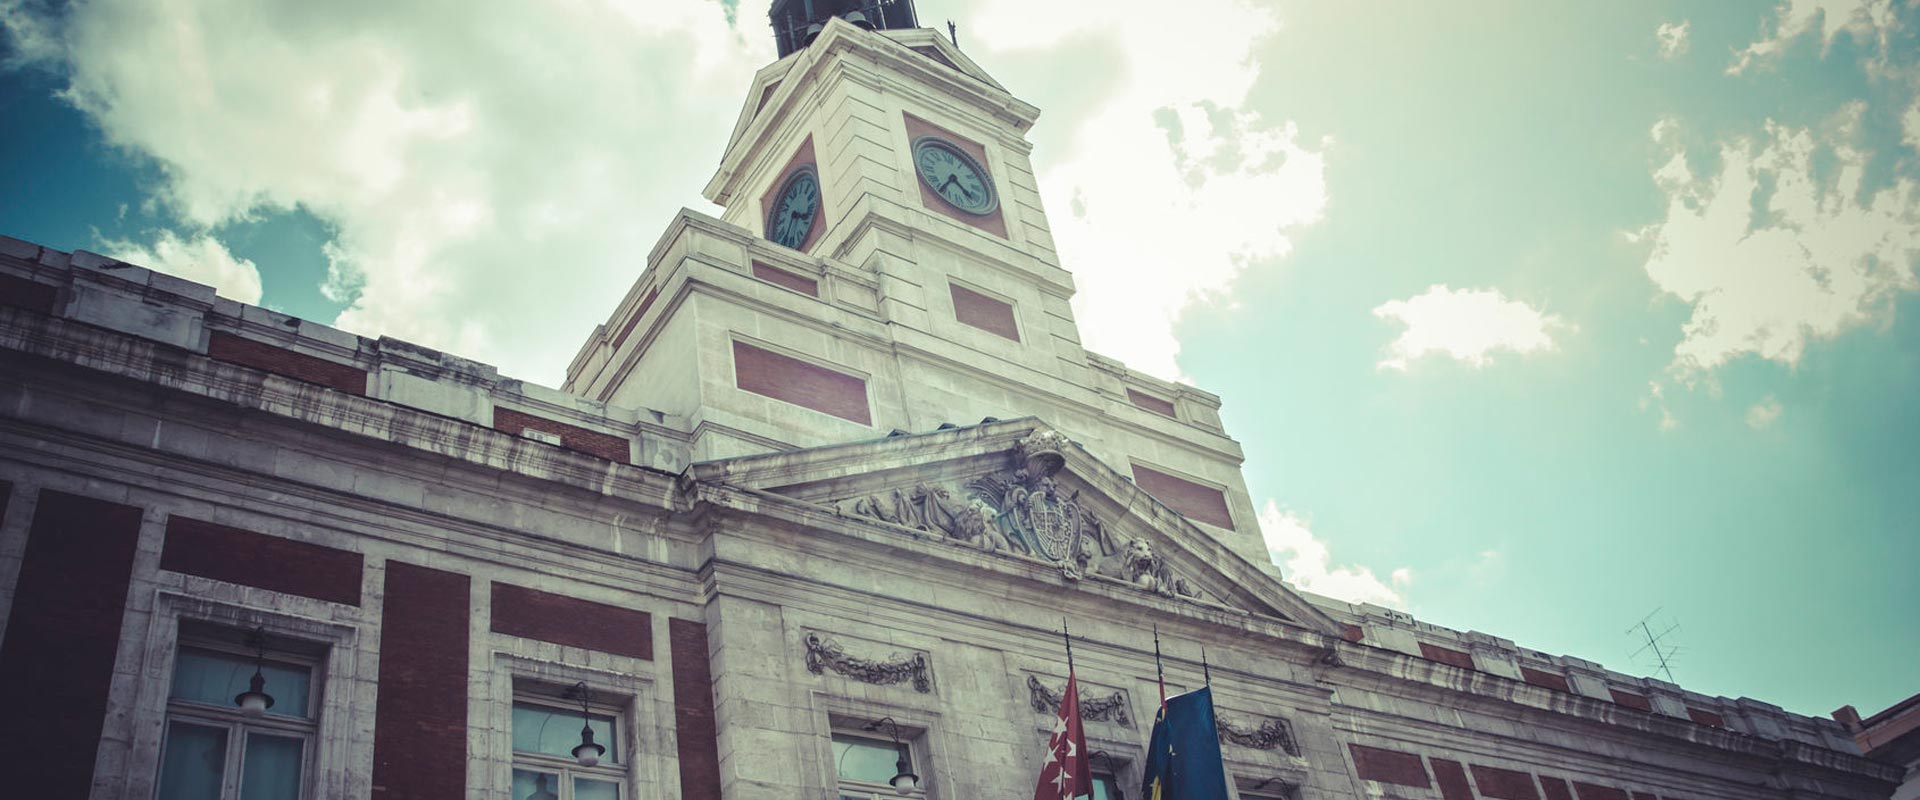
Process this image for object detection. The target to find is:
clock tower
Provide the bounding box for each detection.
[563,4,1276,570]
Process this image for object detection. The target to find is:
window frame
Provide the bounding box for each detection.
[509,689,631,800]
[129,592,364,800]
[156,633,324,800]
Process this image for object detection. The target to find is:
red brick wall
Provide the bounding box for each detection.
[1522,666,1572,692]
[372,561,470,799]
[492,408,631,464]
[610,286,662,352]
[1630,792,1658,800]
[1420,642,1476,671]
[161,516,363,605]
[903,113,1008,238]
[1472,764,1542,800]
[0,490,143,796]
[752,261,819,297]
[1573,782,1630,800]
[1610,689,1653,712]
[1540,777,1575,800]
[489,582,651,660]
[1126,389,1177,417]
[1431,758,1474,800]
[758,137,826,252]
[732,340,871,425]
[949,283,1020,341]
[0,273,58,314]
[1131,464,1234,529]
[670,618,721,800]
[1350,743,1430,787]
[1687,707,1726,727]
[207,332,367,394]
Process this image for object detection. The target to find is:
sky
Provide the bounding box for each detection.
[2,0,1916,720]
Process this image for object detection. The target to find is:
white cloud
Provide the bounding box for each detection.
[969,0,1329,381]
[1746,395,1784,428]
[1259,501,1410,609]
[1729,0,1901,74]
[104,230,263,304]
[1371,285,1565,371]
[1656,20,1691,59]
[8,0,774,384]
[1903,100,1920,155]
[1637,107,1920,380]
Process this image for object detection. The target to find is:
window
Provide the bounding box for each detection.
[511,696,626,800]
[1091,771,1123,800]
[833,732,921,800]
[155,638,318,800]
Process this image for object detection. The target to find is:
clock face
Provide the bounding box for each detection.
[766,166,821,250]
[912,137,998,216]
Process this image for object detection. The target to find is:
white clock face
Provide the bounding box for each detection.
[912,137,998,216]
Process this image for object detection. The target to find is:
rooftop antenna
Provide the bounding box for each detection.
[1626,608,1682,684]
[947,19,958,48]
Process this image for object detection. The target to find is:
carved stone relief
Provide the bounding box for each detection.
[1217,715,1301,756]
[831,428,1207,602]
[803,632,931,694]
[1025,674,1133,728]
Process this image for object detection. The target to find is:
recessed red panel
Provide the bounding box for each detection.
[732,340,871,425]
[490,582,652,660]
[752,261,820,297]
[208,332,367,395]
[950,282,1019,341]
[1472,764,1543,800]
[1126,389,1177,417]
[1522,666,1573,692]
[162,516,363,606]
[1420,642,1477,670]
[1610,689,1654,712]
[493,407,631,464]
[1131,464,1234,529]
[1349,743,1430,788]
[1432,759,1474,800]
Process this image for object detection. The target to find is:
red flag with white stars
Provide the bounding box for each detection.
[1032,673,1092,800]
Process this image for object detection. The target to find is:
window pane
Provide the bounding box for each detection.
[511,768,561,800]
[1092,774,1118,800]
[512,703,618,764]
[171,648,312,718]
[240,733,304,800]
[575,777,621,800]
[157,721,228,800]
[833,734,907,784]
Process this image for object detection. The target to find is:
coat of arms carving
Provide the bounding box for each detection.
[832,428,1207,601]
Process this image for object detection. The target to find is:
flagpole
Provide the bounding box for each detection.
[1201,646,1211,687]
[1062,617,1075,676]
[1152,623,1166,707]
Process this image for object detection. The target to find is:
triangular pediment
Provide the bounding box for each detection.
[686,418,1343,636]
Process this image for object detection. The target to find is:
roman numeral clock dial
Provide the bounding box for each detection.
[912,137,998,216]
[767,166,820,250]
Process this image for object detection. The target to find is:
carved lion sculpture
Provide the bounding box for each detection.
[953,498,1013,553]
[1123,537,1178,598]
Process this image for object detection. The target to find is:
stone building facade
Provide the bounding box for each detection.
[0,11,1903,800]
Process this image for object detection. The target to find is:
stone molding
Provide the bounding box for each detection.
[803,632,931,694]
[1217,714,1301,756]
[1024,674,1133,728]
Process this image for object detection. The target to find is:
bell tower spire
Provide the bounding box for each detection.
[769,0,920,57]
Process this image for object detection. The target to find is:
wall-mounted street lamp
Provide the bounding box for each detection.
[565,681,606,767]
[232,627,275,716]
[863,716,920,795]
[1089,750,1126,800]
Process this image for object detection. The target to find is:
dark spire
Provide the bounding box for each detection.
[770,0,920,57]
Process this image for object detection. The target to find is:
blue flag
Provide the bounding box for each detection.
[1140,686,1231,800]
